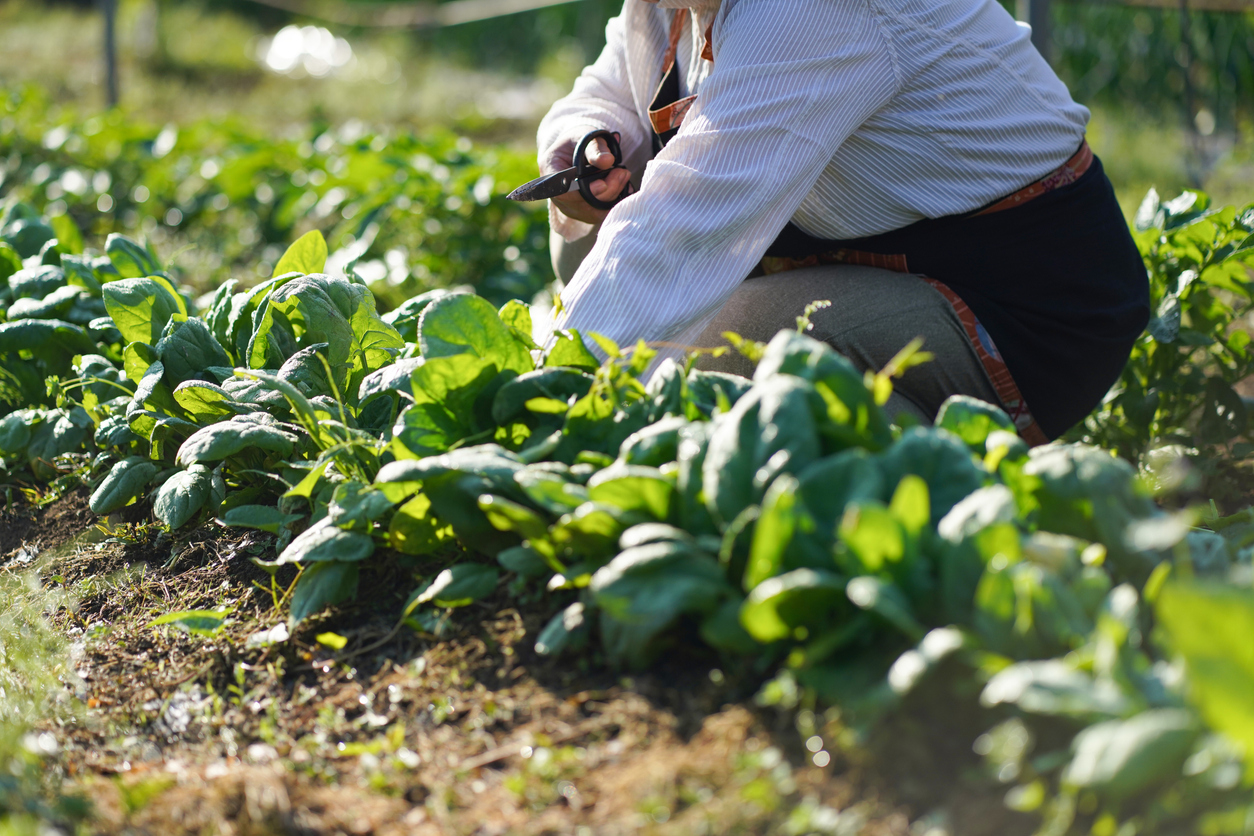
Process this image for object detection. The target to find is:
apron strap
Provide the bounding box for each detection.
[649,9,702,153]
[661,8,688,77]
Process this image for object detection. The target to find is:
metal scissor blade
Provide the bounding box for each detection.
[507,167,580,202]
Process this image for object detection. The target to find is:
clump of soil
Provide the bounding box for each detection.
[7,495,1029,836]
[0,486,94,559]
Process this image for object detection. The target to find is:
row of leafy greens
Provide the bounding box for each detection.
[2,196,1254,836]
[0,86,550,311]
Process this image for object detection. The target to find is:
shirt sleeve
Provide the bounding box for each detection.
[536,12,651,244]
[541,0,901,363]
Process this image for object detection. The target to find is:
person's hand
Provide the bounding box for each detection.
[546,132,633,225]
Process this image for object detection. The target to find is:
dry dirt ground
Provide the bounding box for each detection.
[0,489,1032,836]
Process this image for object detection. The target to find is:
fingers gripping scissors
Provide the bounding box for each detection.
[506,130,635,211]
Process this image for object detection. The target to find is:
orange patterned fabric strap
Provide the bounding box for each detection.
[648,10,714,139]
[922,278,1049,446]
[973,140,1094,217]
[661,8,688,74]
[650,95,698,137]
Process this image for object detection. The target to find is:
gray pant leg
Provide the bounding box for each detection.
[693,265,1002,424]
[551,227,599,286]
[550,233,1000,424]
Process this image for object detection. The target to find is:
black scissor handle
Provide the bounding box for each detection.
[574,130,635,211]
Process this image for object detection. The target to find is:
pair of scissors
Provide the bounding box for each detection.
[506,130,635,211]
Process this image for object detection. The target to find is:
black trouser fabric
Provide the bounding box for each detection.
[765,157,1149,439]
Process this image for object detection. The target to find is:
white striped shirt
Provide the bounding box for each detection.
[536,0,1090,361]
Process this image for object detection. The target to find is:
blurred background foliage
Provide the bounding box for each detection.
[0,0,1252,270]
[0,0,1251,208]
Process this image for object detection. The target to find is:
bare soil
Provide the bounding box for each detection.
[1,491,1033,836]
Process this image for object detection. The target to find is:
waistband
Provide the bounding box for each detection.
[971,139,1094,218]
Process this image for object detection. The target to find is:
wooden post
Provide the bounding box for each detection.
[1017,0,1053,63]
[102,0,119,107]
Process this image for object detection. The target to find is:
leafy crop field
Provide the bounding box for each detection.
[3,90,1254,836]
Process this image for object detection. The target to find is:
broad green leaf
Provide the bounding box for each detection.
[24,407,92,480]
[845,575,924,639]
[219,504,302,534]
[388,493,455,555]
[0,319,96,366]
[0,413,32,455]
[590,540,728,667]
[1024,444,1158,580]
[550,502,632,561]
[498,299,536,347]
[545,329,600,372]
[534,602,590,657]
[753,330,891,450]
[105,233,162,278]
[49,213,83,255]
[586,463,674,520]
[276,519,375,564]
[358,356,424,403]
[153,464,215,529]
[89,456,158,514]
[937,484,1018,542]
[889,474,930,536]
[290,561,359,623]
[5,219,55,258]
[1134,188,1162,231]
[699,597,761,655]
[934,396,1016,453]
[61,254,101,293]
[839,502,906,574]
[173,381,241,421]
[329,481,393,531]
[886,626,968,695]
[6,285,83,320]
[384,446,528,555]
[392,353,500,458]
[1061,709,1198,799]
[248,274,403,388]
[496,545,552,580]
[226,275,288,361]
[102,275,187,346]
[513,468,588,515]
[981,659,1131,718]
[418,293,532,374]
[491,368,594,425]
[478,494,549,540]
[381,289,453,342]
[9,265,65,299]
[0,242,22,284]
[277,343,334,400]
[177,413,298,466]
[744,474,799,590]
[703,376,821,525]
[878,427,985,521]
[617,414,690,468]
[685,369,752,417]
[740,568,846,643]
[411,564,499,609]
[590,540,726,620]
[273,230,328,277]
[149,609,231,636]
[1157,582,1254,780]
[155,316,231,386]
[123,341,160,383]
